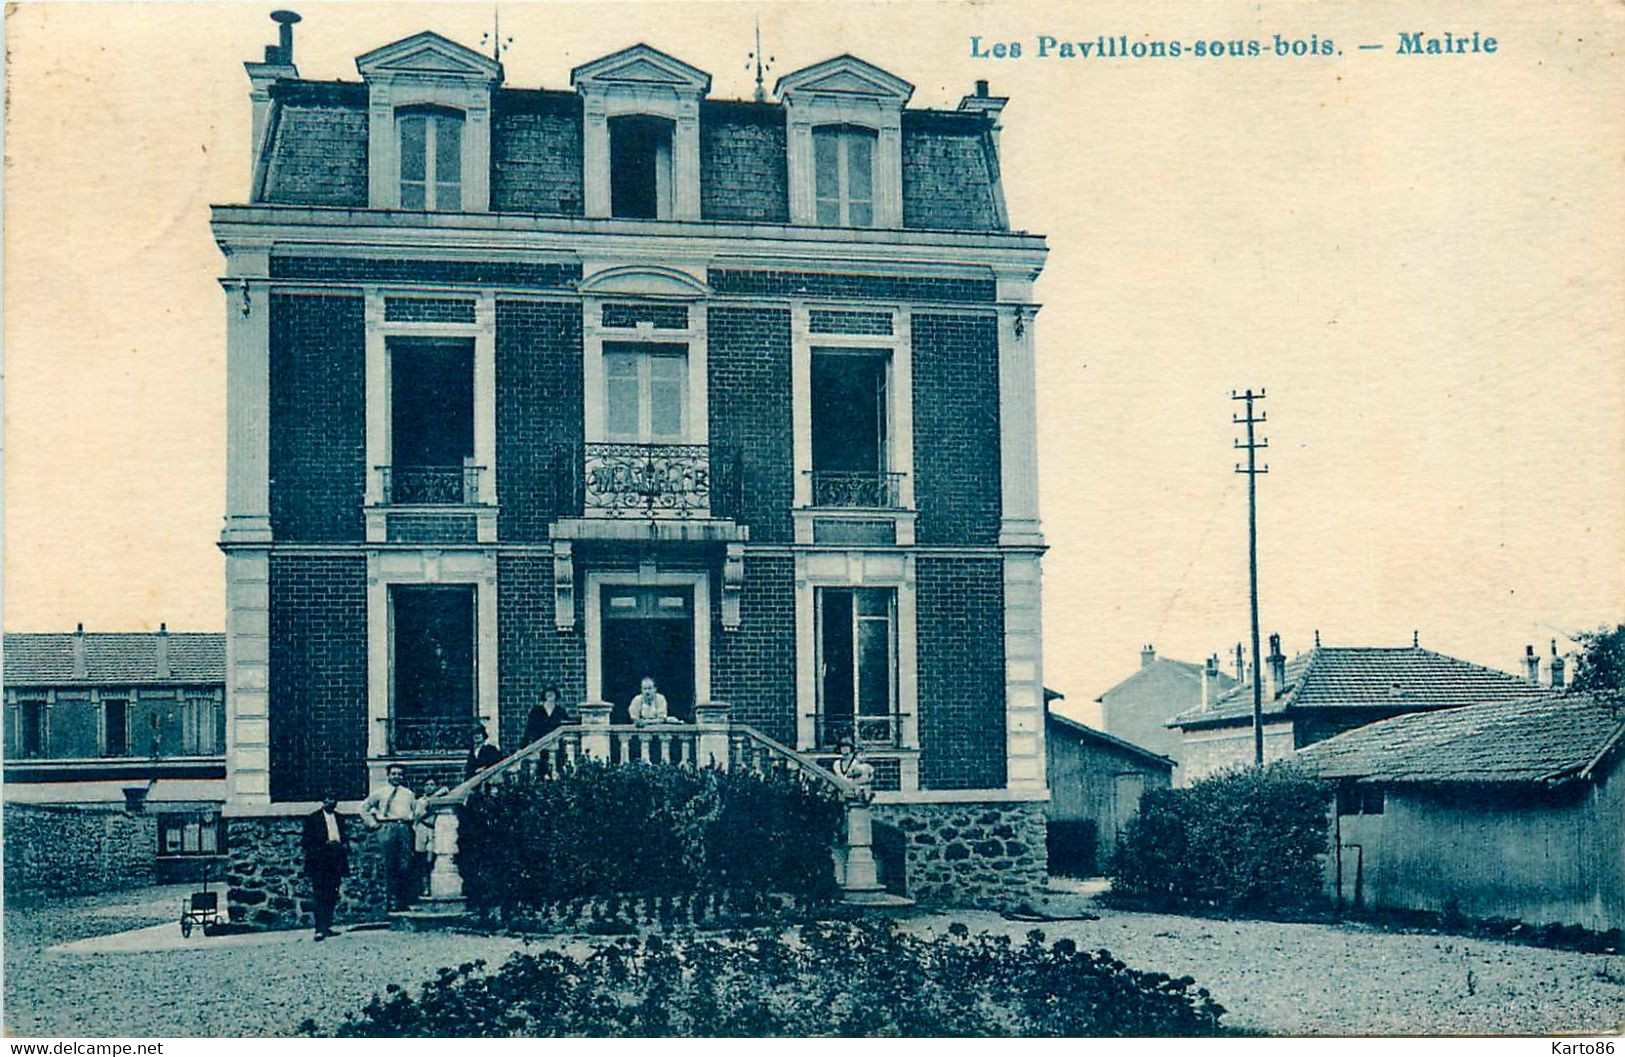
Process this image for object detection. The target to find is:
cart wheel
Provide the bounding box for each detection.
[181,916,193,938]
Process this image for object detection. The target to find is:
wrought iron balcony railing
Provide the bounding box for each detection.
[807,470,906,509]
[584,442,711,518]
[389,715,479,756]
[815,712,908,750]
[377,464,485,505]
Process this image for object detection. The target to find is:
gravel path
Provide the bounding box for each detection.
[5,886,1623,1037]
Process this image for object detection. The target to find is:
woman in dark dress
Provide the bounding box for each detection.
[523,685,570,745]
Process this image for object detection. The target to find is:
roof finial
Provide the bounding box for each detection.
[748,16,776,103]
[1413,629,1420,648]
[481,6,513,63]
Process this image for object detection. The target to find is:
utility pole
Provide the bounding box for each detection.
[1232,388,1269,766]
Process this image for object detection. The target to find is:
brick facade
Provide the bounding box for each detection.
[269,257,581,287]
[497,554,587,751]
[709,269,997,304]
[911,314,1003,546]
[700,102,789,223]
[492,91,585,216]
[708,307,793,542]
[268,555,369,801]
[496,298,584,540]
[269,293,366,542]
[710,556,797,745]
[916,557,1007,790]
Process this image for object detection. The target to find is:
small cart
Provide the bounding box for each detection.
[180,862,221,937]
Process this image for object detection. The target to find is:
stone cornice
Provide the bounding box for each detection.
[210,205,1049,280]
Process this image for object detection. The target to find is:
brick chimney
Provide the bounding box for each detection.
[72,623,88,679]
[1551,640,1566,690]
[1140,644,1156,669]
[245,11,302,184]
[1202,654,1222,710]
[1525,644,1541,685]
[1267,633,1287,699]
[155,623,171,680]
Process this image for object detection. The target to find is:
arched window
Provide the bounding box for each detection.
[813,125,878,226]
[397,107,464,211]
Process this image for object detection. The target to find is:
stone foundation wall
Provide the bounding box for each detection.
[872,800,1047,909]
[225,813,388,930]
[2,803,156,896]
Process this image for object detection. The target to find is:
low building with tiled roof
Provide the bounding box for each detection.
[1045,702,1175,877]
[3,626,228,893]
[1297,692,1624,932]
[1093,644,1235,773]
[1168,633,1552,781]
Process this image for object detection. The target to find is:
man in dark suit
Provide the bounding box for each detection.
[301,795,349,940]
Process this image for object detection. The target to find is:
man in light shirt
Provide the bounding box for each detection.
[629,675,677,725]
[361,764,424,911]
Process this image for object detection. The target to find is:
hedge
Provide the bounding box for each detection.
[456,761,844,914]
[319,919,1227,1037]
[1108,762,1330,913]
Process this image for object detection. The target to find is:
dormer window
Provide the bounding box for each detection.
[777,56,912,229]
[398,107,464,211]
[609,115,674,219]
[814,125,877,226]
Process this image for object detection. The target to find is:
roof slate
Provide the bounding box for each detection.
[1297,692,1624,786]
[4,633,225,686]
[1170,646,1548,729]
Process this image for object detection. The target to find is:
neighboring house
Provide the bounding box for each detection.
[1169,634,1552,782]
[1045,704,1174,876]
[1095,644,1234,771]
[3,627,229,889]
[213,16,1049,909]
[1299,691,1624,932]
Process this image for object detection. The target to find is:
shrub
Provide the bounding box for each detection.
[1109,762,1330,914]
[456,761,843,915]
[324,919,1226,1037]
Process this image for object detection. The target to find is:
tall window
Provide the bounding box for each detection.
[390,585,478,754]
[817,587,898,748]
[103,698,128,757]
[398,108,463,211]
[388,338,475,503]
[814,126,877,227]
[609,115,674,219]
[811,348,896,507]
[17,699,46,759]
[604,343,687,442]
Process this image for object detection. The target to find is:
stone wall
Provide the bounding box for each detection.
[3,803,156,896]
[225,813,388,930]
[872,800,1046,909]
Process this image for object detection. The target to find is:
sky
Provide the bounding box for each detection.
[5,1,1623,724]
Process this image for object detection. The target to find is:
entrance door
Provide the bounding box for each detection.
[600,586,695,723]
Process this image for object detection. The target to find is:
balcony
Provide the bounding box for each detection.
[389,715,478,756]
[376,464,485,506]
[583,442,713,519]
[807,470,905,509]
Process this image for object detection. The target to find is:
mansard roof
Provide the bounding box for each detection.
[570,44,712,94]
[356,30,503,81]
[775,55,914,105]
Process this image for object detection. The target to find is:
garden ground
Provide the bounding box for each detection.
[3,883,1622,1037]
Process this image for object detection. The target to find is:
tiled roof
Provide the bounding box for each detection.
[4,632,225,686]
[1047,710,1177,770]
[1093,656,1237,704]
[1170,645,1548,729]
[1298,692,1625,786]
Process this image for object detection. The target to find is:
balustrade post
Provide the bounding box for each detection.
[694,700,732,769]
[578,701,613,760]
[840,797,888,903]
[425,804,466,910]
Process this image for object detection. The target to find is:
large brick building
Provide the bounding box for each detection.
[215,17,1049,903]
